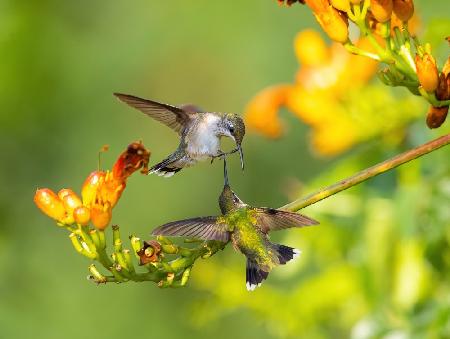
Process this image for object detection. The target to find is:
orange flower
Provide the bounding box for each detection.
[244,85,291,138]
[245,30,380,156]
[81,141,150,229]
[415,53,439,93]
[294,30,330,67]
[35,141,150,229]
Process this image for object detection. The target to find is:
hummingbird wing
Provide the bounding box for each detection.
[254,208,319,234]
[151,216,230,242]
[114,93,196,134]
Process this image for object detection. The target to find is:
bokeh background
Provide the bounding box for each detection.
[1,1,449,338]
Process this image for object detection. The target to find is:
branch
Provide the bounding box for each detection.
[281,133,450,212]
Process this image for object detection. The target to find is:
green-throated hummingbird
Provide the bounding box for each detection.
[114,93,245,177]
[151,159,319,290]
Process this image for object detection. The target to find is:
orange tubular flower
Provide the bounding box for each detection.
[392,0,414,22]
[370,0,393,23]
[34,189,67,223]
[35,141,150,229]
[81,141,150,229]
[415,53,439,93]
[244,85,291,138]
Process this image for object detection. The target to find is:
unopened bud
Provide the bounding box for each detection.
[426,105,448,129]
[393,0,414,22]
[415,53,439,93]
[315,6,349,43]
[436,73,450,101]
[58,189,82,224]
[370,0,393,23]
[34,188,67,223]
[73,206,91,226]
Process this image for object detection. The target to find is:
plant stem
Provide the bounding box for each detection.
[281,133,450,212]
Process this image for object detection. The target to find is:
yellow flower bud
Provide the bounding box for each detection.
[350,0,361,4]
[315,6,349,43]
[331,0,350,12]
[415,53,439,93]
[34,188,67,223]
[392,0,414,22]
[426,105,448,129]
[73,206,91,226]
[370,0,393,23]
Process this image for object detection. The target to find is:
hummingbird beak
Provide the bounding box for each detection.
[237,144,244,171]
[223,156,229,186]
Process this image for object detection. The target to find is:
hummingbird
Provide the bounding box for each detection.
[114,93,245,177]
[151,159,319,290]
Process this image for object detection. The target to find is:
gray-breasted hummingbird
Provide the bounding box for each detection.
[114,93,245,177]
[151,159,319,290]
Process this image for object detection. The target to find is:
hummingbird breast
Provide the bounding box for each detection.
[185,114,222,160]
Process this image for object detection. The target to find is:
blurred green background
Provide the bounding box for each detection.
[1,1,449,338]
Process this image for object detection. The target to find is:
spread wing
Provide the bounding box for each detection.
[114,93,196,134]
[151,216,230,242]
[254,208,319,233]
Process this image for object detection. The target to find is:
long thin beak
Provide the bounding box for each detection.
[223,156,229,186]
[237,144,244,171]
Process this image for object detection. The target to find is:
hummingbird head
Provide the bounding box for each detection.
[222,114,246,170]
[219,184,244,214]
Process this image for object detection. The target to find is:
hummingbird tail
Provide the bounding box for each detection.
[149,160,182,178]
[273,244,301,265]
[246,260,269,291]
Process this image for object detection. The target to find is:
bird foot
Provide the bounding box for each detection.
[210,149,237,164]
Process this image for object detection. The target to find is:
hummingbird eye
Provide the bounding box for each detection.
[228,123,235,134]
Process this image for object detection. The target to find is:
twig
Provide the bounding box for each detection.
[281,133,450,212]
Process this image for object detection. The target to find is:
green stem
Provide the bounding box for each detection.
[281,133,450,212]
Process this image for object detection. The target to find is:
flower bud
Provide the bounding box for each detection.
[436,73,450,101]
[331,0,350,12]
[350,0,361,3]
[315,6,349,43]
[58,189,82,224]
[415,53,439,93]
[34,188,67,223]
[90,203,112,230]
[73,206,91,226]
[426,105,448,129]
[393,0,414,22]
[81,171,105,206]
[370,0,393,23]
